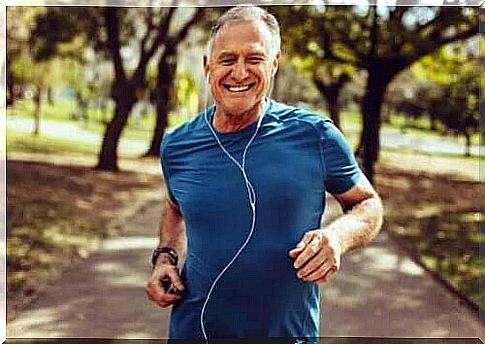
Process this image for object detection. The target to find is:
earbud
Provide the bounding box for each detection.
[272,68,277,77]
[206,74,210,84]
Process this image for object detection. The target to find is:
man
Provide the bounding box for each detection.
[145,5,383,340]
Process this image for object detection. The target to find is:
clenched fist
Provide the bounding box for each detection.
[145,260,185,308]
[288,229,341,284]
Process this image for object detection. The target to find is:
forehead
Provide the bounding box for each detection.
[210,19,273,57]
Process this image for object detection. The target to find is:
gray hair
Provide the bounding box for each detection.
[206,5,281,60]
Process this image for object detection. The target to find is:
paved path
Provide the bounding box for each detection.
[380,127,483,157]
[7,195,482,339]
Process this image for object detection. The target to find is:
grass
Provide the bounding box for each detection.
[7,128,99,155]
[8,98,79,122]
[7,98,193,142]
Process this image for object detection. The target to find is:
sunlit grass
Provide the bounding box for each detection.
[8,98,78,122]
[7,128,99,155]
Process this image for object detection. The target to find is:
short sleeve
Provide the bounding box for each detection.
[160,134,179,206]
[320,119,361,194]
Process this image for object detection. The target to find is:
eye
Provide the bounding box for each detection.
[248,56,264,64]
[220,58,236,66]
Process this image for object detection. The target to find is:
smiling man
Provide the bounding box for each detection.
[145,6,383,341]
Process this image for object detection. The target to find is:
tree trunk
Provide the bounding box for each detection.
[95,91,135,171]
[464,130,471,157]
[33,88,42,136]
[323,90,341,129]
[47,86,54,105]
[360,63,391,184]
[313,75,349,131]
[7,57,17,107]
[7,79,16,107]
[144,55,177,157]
[429,111,438,131]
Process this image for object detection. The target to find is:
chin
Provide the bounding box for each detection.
[222,100,259,115]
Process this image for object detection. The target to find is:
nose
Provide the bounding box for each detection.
[232,59,249,81]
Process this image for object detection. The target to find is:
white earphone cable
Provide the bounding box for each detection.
[199,78,266,341]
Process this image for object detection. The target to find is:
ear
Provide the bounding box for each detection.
[203,55,210,80]
[272,50,281,76]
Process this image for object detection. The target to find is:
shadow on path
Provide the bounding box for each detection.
[7,196,482,339]
[8,198,170,338]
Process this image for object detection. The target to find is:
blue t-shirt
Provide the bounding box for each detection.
[160,99,361,339]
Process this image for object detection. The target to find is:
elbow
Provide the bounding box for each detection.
[371,194,384,237]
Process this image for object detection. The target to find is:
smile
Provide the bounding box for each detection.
[224,83,256,92]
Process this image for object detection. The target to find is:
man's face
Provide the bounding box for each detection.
[204,19,280,118]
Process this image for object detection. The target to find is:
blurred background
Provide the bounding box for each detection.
[5,4,484,336]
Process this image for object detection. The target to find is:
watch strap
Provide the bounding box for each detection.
[151,247,178,267]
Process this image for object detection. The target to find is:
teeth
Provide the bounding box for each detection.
[228,85,251,92]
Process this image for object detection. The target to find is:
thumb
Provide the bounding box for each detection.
[289,232,313,257]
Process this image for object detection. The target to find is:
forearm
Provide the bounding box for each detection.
[157,198,186,265]
[146,197,186,306]
[326,194,383,254]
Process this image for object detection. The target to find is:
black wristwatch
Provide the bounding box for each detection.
[151,247,178,267]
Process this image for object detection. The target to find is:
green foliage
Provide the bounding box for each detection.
[273,6,358,101]
[174,70,199,115]
[30,7,104,61]
[395,39,480,136]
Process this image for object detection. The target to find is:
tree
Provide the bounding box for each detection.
[29,7,203,170]
[7,7,45,106]
[275,6,478,182]
[311,64,352,129]
[144,8,203,157]
[271,58,321,107]
[412,41,480,155]
[8,7,72,135]
[276,8,357,130]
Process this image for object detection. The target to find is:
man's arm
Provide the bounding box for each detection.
[289,173,383,283]
[145,197,186,307]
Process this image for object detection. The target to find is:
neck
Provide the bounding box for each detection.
[212,100,266,133]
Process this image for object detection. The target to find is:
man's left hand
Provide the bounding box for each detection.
[288,229,341,284]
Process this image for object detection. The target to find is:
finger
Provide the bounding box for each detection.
[289,232,315,257]
[293,235,322,269]
[296,250,327,279]
[156,293,183,308]
[166,266,185,291]
[288,245,305,258]
[304,261,336,282]
[314,266,338,284]
[145,278,166,301]
[299,238,338,279]
[146,278,183,306]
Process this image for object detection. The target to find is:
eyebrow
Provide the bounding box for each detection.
[216,51,267,59]
[216,52,236,59]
